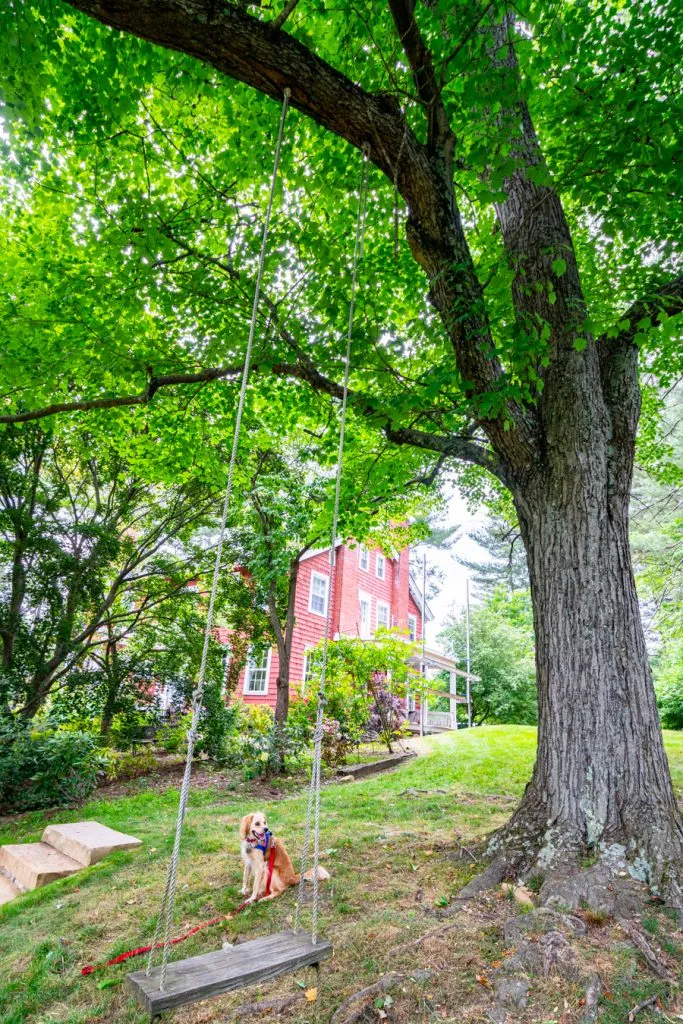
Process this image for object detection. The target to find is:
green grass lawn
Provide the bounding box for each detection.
[1,726,681,1024]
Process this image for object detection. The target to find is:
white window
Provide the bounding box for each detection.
[358,590,372,638]
[302,650,318,695]
[221,649,231,696]
[376,553,386,580]
[408,614,417,642]
[358,544,369,571]
[245,649,271,693]
[309,571,329,616]
[377,600,390,630]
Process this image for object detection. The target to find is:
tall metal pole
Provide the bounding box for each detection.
[465,577,472,728]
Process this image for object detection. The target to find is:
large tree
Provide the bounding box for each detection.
[1,0,683,898]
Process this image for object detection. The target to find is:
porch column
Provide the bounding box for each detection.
[449,670,457,730]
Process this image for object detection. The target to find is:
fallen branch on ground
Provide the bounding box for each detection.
[231,992,305,1018]
[330,970,431,1024]
[628,992,662,1022]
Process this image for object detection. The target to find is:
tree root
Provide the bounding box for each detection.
[330,970,431,1024]
[616,918,673,981]
[457,855,512,899]
[579,974,604,1023]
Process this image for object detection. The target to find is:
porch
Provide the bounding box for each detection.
[407,646,478,734]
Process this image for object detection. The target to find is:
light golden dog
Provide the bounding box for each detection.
[239,810,329,903]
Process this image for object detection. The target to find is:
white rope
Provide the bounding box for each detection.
[147,88,291,991]
[294,147,370,944]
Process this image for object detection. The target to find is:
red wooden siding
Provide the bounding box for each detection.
[228,541,424,708]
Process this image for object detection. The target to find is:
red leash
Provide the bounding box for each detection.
[81,844,278,976]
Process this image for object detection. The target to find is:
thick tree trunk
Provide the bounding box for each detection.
[494,441,683,895]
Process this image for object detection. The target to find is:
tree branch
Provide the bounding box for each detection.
[598,274,683,350]
[386,0,454,168]
[598,273,683,505]
[271,0,301,31]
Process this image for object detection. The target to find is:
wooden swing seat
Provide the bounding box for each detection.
[127,930,333,1015]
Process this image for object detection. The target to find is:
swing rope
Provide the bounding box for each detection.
[294,146,370,945]
[147,87,291,992]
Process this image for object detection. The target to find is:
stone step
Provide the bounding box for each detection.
[42,821,142,867]
[0,873,20,906]
[0,842,81,891]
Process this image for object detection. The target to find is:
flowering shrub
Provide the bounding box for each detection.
[320,716,349,768]
[368,676,409,753]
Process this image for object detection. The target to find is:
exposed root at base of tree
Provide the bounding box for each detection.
[580,974,604,1023]
[454,808,683,924]
[617,918,674,981]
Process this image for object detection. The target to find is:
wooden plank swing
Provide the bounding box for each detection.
[127,932,333,1016]
[127,94,370,1016]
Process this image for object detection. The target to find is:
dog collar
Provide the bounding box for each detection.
[246,828,272,855]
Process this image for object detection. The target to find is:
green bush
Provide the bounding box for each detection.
[156,714,191,753]
[101,745,157,782]
[218,702,308,777]
[0,720,106,812]
[109,708,159,750]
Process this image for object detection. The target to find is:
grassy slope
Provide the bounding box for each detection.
[0,726,681,1024]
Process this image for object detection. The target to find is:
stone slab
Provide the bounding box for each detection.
[0,873,20,905]
[0,842,81,891]
[42,821,142,867]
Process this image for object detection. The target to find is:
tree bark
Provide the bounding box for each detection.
[495,433,683,893]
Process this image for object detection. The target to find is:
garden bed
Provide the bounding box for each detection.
[336,750,416,779]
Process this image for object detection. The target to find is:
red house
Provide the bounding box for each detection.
[225,540,430,710]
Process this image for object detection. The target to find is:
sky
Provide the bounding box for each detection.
[412,484,489,654]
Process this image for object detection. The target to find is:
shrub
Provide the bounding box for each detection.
[101,745,157,782]
[320,717,349,768]
[0,720,106,812]
[218,703,308,777]
[156,713,192,754]
[109,708,159,750]
[368,679,409,753]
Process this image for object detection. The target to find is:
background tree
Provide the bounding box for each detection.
[0,424,226,719]
[1,0,683,895]
[441,587,536,727]
[458,516,529,595]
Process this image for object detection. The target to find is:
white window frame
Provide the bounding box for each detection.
[302,649,318,696]
[377,599,390,630]
[244,648,272,694]
[358,544,369,571]
[221,648,231,696]
[358,589,372,638]
[309,570,329,617]
[408,614,417,642]
[376,552,386,580]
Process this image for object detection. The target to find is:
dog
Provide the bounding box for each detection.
[239,810,329,903]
